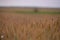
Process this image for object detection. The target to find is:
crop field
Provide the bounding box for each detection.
[0,7,60,40]
[0,7,60,13]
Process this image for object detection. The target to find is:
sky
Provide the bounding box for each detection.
[0,0,60,8]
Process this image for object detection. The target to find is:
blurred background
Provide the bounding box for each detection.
[0,0,60,8]
[0,0,60,13]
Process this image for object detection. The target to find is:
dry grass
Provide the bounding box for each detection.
[0,13,60,40]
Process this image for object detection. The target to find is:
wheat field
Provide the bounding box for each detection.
[0,13,60,40]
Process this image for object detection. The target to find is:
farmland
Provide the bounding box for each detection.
[0,7,60,40]
[0,7,60,14]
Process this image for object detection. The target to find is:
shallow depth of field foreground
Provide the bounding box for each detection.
[0,13,60,40]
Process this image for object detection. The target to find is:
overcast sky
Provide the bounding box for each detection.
[0,0,60,8]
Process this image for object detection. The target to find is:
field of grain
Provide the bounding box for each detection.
[0,13,60,40]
